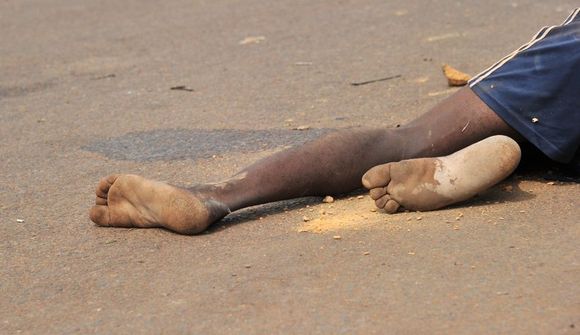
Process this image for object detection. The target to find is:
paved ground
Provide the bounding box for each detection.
[1,0,579,334]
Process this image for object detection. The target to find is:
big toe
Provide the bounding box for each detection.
[96,174,120,198]
[362,163,392,189]
[89,205,110,226]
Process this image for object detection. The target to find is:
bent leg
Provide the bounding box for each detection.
[90,87,522,234]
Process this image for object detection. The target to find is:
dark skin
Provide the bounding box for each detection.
[195,88,521,210]
[89,87,523,234]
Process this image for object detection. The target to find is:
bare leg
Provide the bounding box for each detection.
[90,88,522,234]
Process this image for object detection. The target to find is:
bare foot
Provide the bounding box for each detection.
[89,174,230,234]
[362,135,521,213]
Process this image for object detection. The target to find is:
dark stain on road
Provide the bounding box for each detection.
[84,128,333,162]
[0,81,55,99]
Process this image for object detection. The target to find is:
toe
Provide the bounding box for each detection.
[369,187,387,200]
[106,174,120,184]
[95,175,120,198]
[95,197,107,205]
[384,199,400,214]
[375,194,390,209]
[96,178,111,198]
[89,205,110,226]
[362,163,391,189]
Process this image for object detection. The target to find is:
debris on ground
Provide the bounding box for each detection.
[428,88,458,97]
[92,74,116,80]
[351,74,401,86]
[427,32,461,42]
[414,76,429,84]
[170,85,194,92]
[442,64,471,86]
[333,235,342,240]
[239,36,266,45]
[293,125,311,131]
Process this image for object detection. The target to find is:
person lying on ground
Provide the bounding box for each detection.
[89,9,580,235]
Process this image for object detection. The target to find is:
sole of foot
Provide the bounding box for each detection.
[362,135,521,213]
[89,174,230,235]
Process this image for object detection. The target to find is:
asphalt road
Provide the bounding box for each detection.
[1,0,579,334]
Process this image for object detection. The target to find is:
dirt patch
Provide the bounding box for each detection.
[297,195,395,233]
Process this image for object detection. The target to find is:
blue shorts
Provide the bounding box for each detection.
[469,8,580,163]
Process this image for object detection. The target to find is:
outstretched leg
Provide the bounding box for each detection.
[90,88,522,234]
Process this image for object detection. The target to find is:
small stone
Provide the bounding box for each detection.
[408,252,415,255]
[547,181,555,185]
[244,264,252,268]
[363,251,370,255]
[416,216,423,221]
[357,195,364,199]
[370,208,377,212]
[531,117,539,123]
[333,235,342,240]
[322,195,334,203]
[302,216,311,222]
[16,219,24,223]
